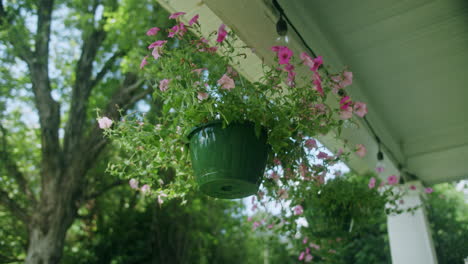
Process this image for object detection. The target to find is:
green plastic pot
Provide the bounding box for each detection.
[188,121,269,199]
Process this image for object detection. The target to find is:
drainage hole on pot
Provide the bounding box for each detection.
[221,185,233,192]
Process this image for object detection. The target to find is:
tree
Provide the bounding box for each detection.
[0,0,171,262]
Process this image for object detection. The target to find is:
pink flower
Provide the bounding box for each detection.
[147,40,167,49]
[252,221,261,230]
[410,185,417,190]
[313,72,323,96]
[159,79,170,92]
[197,92,209,101]
[273,158,281,165]
[355,144,367,158]
[157,193,168,205]
[168,23,187,38]
[293,205,304,215]
[129,179,138,190]
[368,177,376,189]
[340,106,353,120]
[311,56,323,72]
[317,151,328,159]
[267,224,274,229]
[97,117,113,129]
[309,243,320,250]
[342,71,353,87]
[339,96,352,110]
[188,14,199,26]
[169,12,186,19]
[152,47,161,59]
[303,237,308,244]
[305,254,313,262]
[217,24,227,43]
[146,27,160,36]
[300,52,314,69]
[277,46,293,65]
[305,139,317,150]
[354,102,368,117]
[387,175,399,185]
[141,184,150,194]
[298,252,305,261]
[217,74,235,90]
[424,187,433,194]
[139,56,148,69]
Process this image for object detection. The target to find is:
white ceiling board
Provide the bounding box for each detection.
[278,0,468,184]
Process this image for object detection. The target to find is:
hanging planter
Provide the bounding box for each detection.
[188,121,269,199]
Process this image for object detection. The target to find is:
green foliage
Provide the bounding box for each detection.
[61,187,292,264]
[427,183,468,264]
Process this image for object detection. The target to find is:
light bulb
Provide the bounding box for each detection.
[276,15,289,44]
[276,35,289,45]
[375,151,385,174]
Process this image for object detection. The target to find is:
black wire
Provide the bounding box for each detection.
[272,0,409,177]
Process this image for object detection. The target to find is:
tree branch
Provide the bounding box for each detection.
[0,190,29,224]
[90,50,127,89]
[0,123,36,205]
[83,179,125,201]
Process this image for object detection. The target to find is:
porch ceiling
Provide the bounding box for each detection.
[158,0,468,184]
[278,0,468,184]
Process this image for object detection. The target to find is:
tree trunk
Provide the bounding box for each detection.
[24,169,78,264]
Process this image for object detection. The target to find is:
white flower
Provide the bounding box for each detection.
[97,116,113,129]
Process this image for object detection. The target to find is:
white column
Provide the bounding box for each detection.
[387,181,438,264]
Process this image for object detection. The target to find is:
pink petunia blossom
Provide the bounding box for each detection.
[305,139,317,150]
[147,40,167,50]
[303,237,308,244]
[313,72,323,96]
[317,151,328,159]
[354,102,368,118]
[152,47,161,59]
[169,12,186,19]
[293,205,304,215]
[197,92,209,101]
[311,56,323,72]
[339,96,352,110]
[146,27,160,36]
[424,187,433,194]
[188,14,199,26]
[300,52,314,69]
[277,46,293,65]
[141,184,150,194]
[217,24,228,43]
[305,254,313,262]
[355,144,367,158]
[252,221,261,230]
[410,185,417,190]
[139,56,148,69]
[309,243,320,250]
[159,79,170,92]
[368,177,376,189]
[387,175,399,185]
[129,179,139,190]
[298,252,305,261]
[97,117,113,129]
[341,71,353,87]
[217,74,235,90]
[340,106,353,120]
